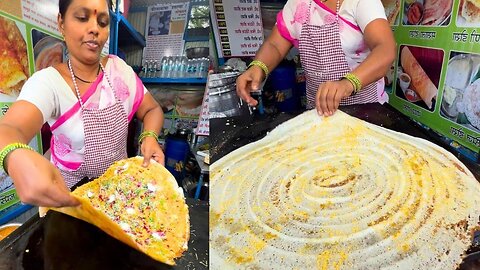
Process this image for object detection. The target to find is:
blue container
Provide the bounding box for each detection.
[164,136,189,184]
[270,63,299,112]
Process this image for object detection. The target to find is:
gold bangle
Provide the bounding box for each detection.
[0,143,34,174]
[248,60,269,77]
[342,73,362,94]
[138,130,158,144]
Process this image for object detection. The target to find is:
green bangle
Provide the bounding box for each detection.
[342,73,362,94]
[138,130,158,144]
[248,60,269,77]
[0,143,34,174]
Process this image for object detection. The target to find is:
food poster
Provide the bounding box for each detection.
[382,0,480,155]
[0,2,64,213]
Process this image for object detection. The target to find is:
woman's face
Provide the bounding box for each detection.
[58,0,110,65]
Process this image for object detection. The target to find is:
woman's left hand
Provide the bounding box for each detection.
[315,79,354,116]
[140,137,165,167]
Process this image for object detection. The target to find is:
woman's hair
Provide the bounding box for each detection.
[58,0,113,17]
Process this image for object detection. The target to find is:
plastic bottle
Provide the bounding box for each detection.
[160,56,168,78]
[179,56,188,78]
[167,56,174,78]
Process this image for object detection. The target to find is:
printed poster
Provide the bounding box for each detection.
[382,0,480,155]
[143,2,189,60]
[210,0,264,58]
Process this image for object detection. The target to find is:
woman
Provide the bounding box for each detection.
[0,0,164,207]
[236,0,396,116]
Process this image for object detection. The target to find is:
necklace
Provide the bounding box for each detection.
[68,59,114,109]
[72,64,101,84]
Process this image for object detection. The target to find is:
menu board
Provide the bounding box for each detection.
[383,0,480,154]
[210,0,264,58]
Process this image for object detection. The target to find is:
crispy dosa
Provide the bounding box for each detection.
[210,110,480,269]
[40,157,190,265]
[0,16,27,95]
[400,47,438,108]
[381,0,400,24]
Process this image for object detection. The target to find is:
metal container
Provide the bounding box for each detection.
[0,223,21,241]
[185,47,209,59]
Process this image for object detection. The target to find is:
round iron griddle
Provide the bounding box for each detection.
[0,198,208,270]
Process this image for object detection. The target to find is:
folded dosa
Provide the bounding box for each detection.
[381,0,400,24]
[210,110,480,269]
[0,17,27,95]
[401,47,437,108]
[41,157,190,265]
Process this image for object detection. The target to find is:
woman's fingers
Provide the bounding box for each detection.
[316,81,353,116]
[236,67,265,106]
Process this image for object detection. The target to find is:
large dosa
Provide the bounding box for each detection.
[400,47,437,108]
[40,157,190,265]
[210,110,480,269]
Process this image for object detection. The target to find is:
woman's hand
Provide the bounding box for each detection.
[7,149,79,207]
[236,66,266,106]
[140,137,165,167]
[315,79,354,116]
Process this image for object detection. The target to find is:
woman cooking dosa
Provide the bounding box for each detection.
[0,0,164,207]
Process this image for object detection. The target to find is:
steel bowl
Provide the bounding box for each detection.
[185,47,209,59]
[0,223,22,241]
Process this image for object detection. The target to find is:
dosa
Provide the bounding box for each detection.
[41,157,190,265]
[401,47,438,108]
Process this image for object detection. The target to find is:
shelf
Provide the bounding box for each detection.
[117,15,146,48]
[141,77,207,84]
[0,204,33,225]
[110,11,146,54]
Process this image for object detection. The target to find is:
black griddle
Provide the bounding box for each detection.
[0,198,208,270]
[210,103,480,269]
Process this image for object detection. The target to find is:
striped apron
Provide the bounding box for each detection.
[58,69,129,188]
[299,0,379,109]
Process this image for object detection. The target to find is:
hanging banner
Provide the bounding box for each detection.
[383,0,480,155]
[143,2,189,60]
[210,0,264,58]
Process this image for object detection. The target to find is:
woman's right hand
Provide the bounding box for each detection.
[236,65,266,106]
[7,148,79,208]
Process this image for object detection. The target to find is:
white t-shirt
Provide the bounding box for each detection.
[17,55,146,171]
[277,0,387,69]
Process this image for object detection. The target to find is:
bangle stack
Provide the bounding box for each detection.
[138,130,158,144]
[248,60,269,77]
[342,73,362,95]
[0,143,34,174]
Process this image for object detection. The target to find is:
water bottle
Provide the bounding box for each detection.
[179,56,187,78]
[167,56,174,78]
[160,56,168,78]
[199,58,208,78]
[186,59,194,78]
[139,60,147,77]
[152,60,158,78]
